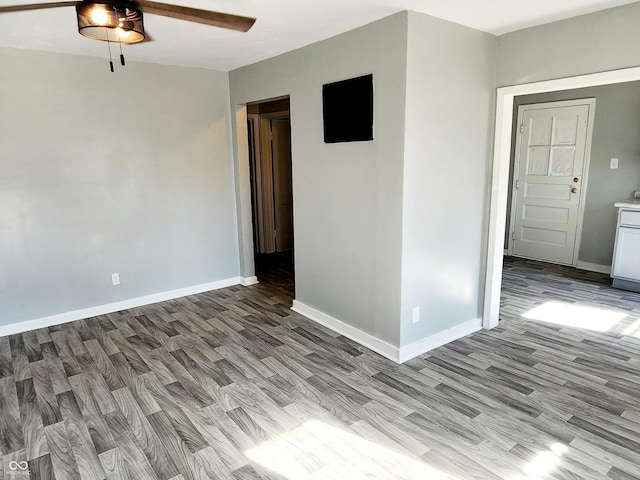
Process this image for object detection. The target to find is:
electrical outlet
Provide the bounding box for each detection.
[111,273,120,286]
[412,306,420,324]
[610,158,619,169]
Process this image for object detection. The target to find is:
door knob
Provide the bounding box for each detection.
[571,187,578,193]
[573,177,579,183]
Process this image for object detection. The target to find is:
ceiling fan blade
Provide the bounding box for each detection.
[136,0,255,32]
[0,1,78,13]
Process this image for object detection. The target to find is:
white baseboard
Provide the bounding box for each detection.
[291,300,481,364]
[398,318,482,363]
[240,276,259,286]
[291,300,399,362]
[0,276,242,338]
[576,261,611,274]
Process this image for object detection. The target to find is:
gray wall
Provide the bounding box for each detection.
[497,2,640,86]
[0,47,240,325]
[400,12,497,346]
[505,83,640,266]
[229,13,408,346]
[230,11,498,348]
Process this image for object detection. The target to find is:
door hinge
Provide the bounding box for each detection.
[512,232,516,241]
[515,180,520,189]
[520,124,524,134]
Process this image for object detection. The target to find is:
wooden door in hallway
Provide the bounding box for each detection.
[270,117,293,252]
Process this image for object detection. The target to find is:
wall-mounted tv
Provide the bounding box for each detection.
[322,74,373,143]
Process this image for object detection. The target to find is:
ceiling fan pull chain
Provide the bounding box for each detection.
[106,35,114,73]
[119,39,125,66]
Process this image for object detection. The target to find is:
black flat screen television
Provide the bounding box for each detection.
[322,74,373,143]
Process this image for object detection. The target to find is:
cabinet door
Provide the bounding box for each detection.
[612,227,640,281]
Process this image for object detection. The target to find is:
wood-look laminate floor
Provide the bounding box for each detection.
[1,257,640,479]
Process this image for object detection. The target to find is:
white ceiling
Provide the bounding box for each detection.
[0,0,637,71]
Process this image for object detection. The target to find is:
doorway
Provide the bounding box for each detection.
[246,97,294,286]
[508,99,595,266]
[484,67,640,330]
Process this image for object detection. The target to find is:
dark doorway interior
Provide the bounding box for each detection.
[255,251,294,300]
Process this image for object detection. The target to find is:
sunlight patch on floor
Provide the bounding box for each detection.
[244,419,456,479]
[622,318,640,338]
[521,443,567,479]
[522,301,627,332]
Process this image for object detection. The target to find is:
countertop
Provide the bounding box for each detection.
[615,199,640,209]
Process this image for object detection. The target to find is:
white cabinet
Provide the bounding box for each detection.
[612,207,640,292]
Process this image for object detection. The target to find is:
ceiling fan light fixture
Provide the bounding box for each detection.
[116,27,130,38]
[76,1,145,44]
[89,6,109,25]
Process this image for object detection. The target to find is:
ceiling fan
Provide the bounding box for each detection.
[0,1,256,41]
[0,1,256,69]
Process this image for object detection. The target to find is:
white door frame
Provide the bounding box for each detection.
[507,98,596,267]
[483,66,640,330]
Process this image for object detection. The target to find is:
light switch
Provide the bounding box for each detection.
[610,158,619,169]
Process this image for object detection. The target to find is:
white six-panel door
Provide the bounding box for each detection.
[510,100,594,266]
